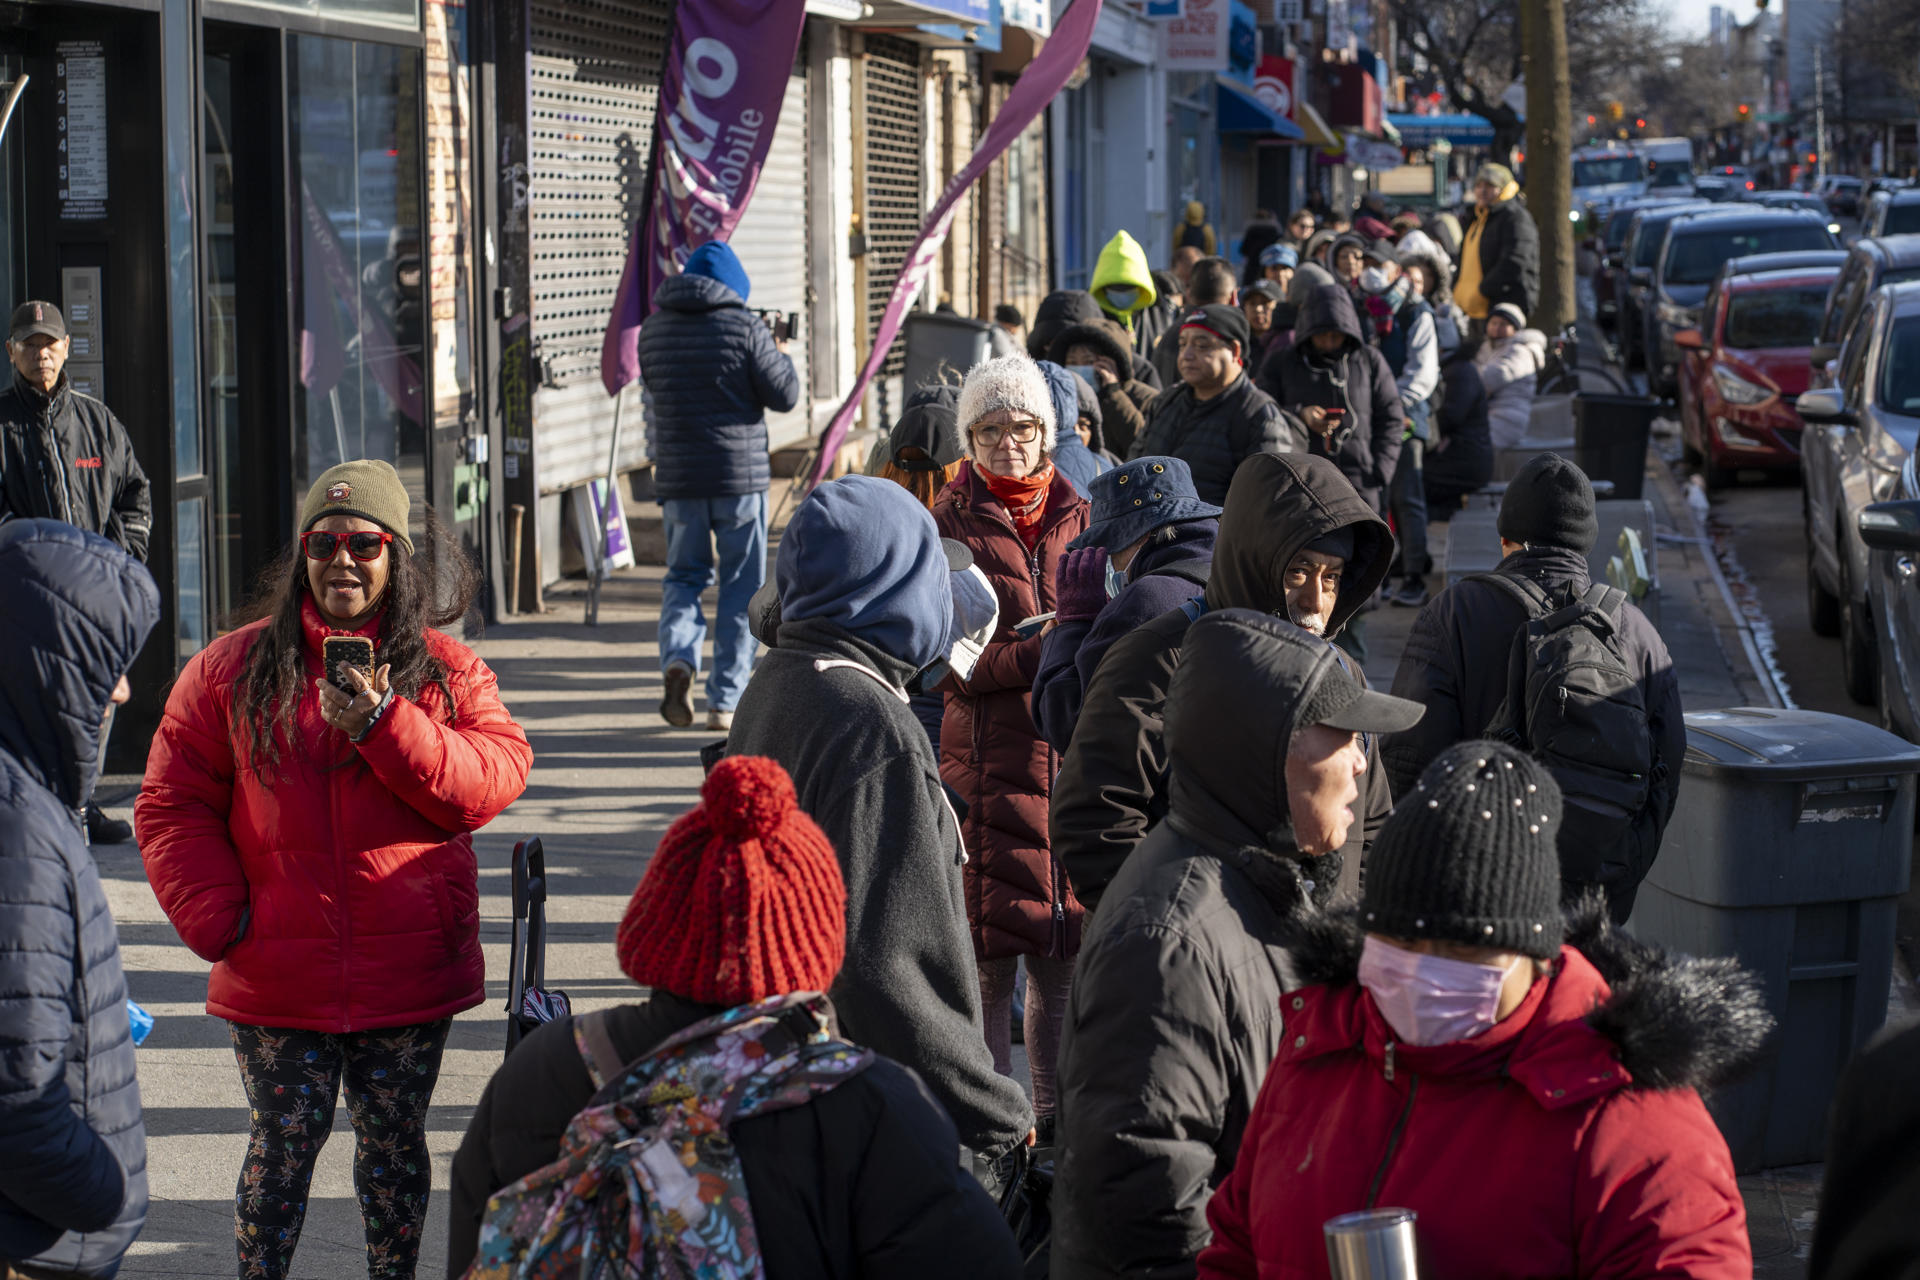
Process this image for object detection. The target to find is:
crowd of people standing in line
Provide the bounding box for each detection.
[1,166,1913,1280]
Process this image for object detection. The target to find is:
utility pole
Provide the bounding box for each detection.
[1814,43,1828,181]
[1523,0,1574,331]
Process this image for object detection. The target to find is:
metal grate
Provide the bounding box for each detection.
[861,35,925,378]
[527,0,672,491]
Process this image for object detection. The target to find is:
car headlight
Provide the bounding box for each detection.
[1711,363,1776,406]
[1657,301,1700,331]
[1829,222,1842,233]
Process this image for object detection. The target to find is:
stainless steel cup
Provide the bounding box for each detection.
[1324,1208,1419,1280]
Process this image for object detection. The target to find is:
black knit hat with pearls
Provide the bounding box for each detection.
[1361,739,1564,960]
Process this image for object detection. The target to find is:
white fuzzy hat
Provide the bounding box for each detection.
[953,355,1057,458]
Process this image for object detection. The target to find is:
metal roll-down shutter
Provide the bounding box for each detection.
[859,34,925,378]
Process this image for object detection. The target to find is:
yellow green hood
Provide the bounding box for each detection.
[1089,230,1158,328]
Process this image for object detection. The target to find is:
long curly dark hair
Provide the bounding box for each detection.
[229,506,482,776]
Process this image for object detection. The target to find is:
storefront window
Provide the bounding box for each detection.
[290,34,426,529]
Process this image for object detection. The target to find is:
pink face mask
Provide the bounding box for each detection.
[1358,935,1520,1047]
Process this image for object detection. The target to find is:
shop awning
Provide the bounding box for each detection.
[1216,79,1304,139]
[1385,112,1495,146]
[1297,100,1343,154]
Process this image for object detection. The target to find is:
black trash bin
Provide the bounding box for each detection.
[1572,391,1658,500]
[1628,708,1920,1172]
[902,313,995,392]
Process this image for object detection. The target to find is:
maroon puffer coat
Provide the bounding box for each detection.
[932,462,1089,962]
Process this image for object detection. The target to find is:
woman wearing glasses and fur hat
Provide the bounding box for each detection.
[136,459,532,1280]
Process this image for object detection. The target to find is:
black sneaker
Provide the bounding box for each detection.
[86,802,132,845]
[1391,577,1429,608]
[660,662,695,728]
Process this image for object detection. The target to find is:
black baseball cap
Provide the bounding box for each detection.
[889,385,963,473]
[1179,303,1251,356]
[10,301,66,343]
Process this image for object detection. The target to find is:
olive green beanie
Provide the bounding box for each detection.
[299,459,415,554]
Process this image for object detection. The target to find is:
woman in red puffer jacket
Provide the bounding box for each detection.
[136,460,531,1280]
[1199,741,1766,1280]
[932,355,1089,1138]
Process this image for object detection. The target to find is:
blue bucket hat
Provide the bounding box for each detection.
[1068,456,1222,553]
[1260,243,1299,270]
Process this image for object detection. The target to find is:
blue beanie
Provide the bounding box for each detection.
[683,241,751,302]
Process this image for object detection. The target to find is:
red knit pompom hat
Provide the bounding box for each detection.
[616,755,846,1006]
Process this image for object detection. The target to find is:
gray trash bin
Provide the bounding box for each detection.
[902,313,994,392]
[1628,708,1920,1172]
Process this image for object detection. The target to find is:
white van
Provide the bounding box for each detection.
[1637,138,1695,192]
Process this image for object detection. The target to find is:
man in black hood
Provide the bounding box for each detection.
[1051,451,1398,914]
[1030,289,1163,391]
[1052,608,1423,1279]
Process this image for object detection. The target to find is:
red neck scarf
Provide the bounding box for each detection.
[974,461,1056,550]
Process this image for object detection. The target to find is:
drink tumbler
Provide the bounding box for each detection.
[1324,1208,1419,1280]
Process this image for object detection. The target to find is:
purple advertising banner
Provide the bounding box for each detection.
[600,0,808,396]
[811,0,1105,484]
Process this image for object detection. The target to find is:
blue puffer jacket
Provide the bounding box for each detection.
[638,269,801,502]
[0,519,158,1277]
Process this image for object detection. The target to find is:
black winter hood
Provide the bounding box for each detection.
[1288,893,1776,1094]
[1293,283,1365,353]
[1027,290,1105,360]
[1164,609,1363,896]
[0,519,158,808]
[1202,451,1392,638]
[652,270,746,314]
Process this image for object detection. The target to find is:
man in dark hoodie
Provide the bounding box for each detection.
[1128,304,1300,507]
[0,520,157,1280]
[638,240,801,732]
[1052,609,1424,1279]
[1050,452,1398,913]
[724,476,1035,1189]
[1032,456,1221,752]
[1049,316,1160,458]
[1030,289,1162,391]
[1384,454,1683,921]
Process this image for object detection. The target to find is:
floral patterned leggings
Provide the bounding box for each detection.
[228,1019,451,1280]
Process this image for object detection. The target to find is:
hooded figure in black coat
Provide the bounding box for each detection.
[0,519,158,1278]
[1050,452,1399,914]
[1257,284,1404,515]
[1052,609,1423,1280]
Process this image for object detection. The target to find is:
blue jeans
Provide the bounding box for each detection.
[659,492,767,712]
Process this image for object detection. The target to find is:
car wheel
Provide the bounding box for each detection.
[1806,500,1841,637]
[1838,551,1878,707]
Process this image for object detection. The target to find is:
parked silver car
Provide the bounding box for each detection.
[1797,280,1920,706]
[1858,464,1920,737]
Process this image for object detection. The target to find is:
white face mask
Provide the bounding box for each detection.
[1358,935,1522,1046]
[1359,266,1393,294]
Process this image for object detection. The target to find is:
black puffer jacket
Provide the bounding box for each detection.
[1052,610,1352,1280]
[447,993,1021,1280]
[1383,545,1685,907]
[1258,284,1404,515]
[637,274,800,501]
[1030,290,1161,391]
[1126,376,1303,506]
[0,520,158,1277]
[0,372,152,561]
[1050,452,1395,913]
[1474,194,1541,317]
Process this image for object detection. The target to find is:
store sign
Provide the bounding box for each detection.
[1001,0,1052,34]
[1144,0,1185,18]
[1255,53,1295,120]
[56,41,108,222]
[1162,0,1229,70]
[1345,133,1404,170]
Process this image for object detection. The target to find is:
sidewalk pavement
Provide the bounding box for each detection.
[97,440,1823,1277]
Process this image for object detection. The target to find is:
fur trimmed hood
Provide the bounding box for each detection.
[1288,893,1775,1094]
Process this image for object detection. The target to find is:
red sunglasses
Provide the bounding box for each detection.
[301,530,395,561]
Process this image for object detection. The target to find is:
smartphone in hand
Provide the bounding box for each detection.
[1013,612,1056,639]
[322,636,375,694]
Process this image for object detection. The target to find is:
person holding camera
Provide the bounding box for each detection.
[638,240,800,732]
[135,460,532,1280]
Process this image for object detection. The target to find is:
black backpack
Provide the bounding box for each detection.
[1474,573,1656,888]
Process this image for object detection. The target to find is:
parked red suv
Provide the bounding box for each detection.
[1675,263,1842,486]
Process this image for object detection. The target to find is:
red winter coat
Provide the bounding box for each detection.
[1199,928,1758,1280]
[135,597,533,1032]
[932,462,1088,962]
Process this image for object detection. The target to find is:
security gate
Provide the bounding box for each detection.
[857,33,924,378]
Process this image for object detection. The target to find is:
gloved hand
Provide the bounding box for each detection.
[1055,546,1111,622]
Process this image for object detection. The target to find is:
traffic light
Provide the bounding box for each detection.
[1737,103,1750,118]
[1635,118,1647,129]
[1607,101,1624,121]
[1587,114,1597,125]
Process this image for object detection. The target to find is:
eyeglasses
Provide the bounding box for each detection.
[971,419,1045,447]
[301,530,395,561]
